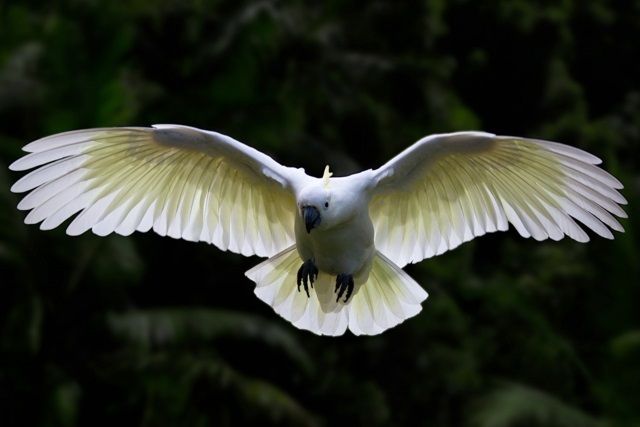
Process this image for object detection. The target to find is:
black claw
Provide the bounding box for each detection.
[335,273,354,303]
[297,259,318,298]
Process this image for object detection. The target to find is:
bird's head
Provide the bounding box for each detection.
[297,166,350,233]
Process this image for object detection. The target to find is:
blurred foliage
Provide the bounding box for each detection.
[1,0,639,426]
[470,381,605,427]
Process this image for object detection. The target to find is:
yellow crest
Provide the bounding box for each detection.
[322,165,333,189]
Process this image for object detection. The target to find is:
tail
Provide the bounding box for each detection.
[245,246,428,336]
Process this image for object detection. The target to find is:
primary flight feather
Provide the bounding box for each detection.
[9,125,627,335]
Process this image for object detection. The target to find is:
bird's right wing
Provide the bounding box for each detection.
[10,124,307,257]
[370,132,627,268]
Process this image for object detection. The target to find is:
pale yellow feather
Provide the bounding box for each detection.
[371,132,626,268]
[10,126,300,258]
[248,247,427,336]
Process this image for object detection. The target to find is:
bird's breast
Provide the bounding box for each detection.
[295,215,375,283]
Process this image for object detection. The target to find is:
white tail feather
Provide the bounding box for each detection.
[246,247,428,336]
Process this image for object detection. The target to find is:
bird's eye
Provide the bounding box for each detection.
[324,202,329,208]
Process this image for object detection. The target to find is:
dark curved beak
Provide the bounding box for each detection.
[303,206,321,233]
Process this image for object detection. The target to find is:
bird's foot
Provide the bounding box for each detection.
[297,259,318,298]
[335,273,354,303]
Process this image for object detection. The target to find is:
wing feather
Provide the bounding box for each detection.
[371,132,626,267]
[10,125,305,257]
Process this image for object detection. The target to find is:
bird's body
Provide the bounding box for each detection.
[295,172,376,282]
[9,125,627,336]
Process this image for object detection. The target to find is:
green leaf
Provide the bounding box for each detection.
[106,308,312,372]
[470,382,604,427]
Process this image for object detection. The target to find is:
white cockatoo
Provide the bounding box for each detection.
[9,125,626,335]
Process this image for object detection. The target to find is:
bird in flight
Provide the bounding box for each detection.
[9,125,627,335]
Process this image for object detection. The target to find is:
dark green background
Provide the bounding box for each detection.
[1,1,638,426]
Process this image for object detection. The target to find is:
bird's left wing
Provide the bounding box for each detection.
[370,132,627,268]
[10,124,306,257]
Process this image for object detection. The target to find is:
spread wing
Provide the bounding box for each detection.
[10,124,306,257]
[370,131,627,268]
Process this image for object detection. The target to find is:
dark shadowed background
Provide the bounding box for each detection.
[1,1,639,426]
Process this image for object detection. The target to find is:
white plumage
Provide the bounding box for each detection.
[9,125,627,335]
